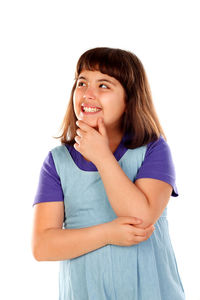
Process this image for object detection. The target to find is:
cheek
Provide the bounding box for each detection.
[108,96,126,113]
[73,92,80,109]
[111,106,125,118]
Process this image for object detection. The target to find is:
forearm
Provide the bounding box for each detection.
[34,223,108,261]
[96,153,152,227]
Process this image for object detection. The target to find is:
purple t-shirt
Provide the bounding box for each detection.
[33,135,178,206]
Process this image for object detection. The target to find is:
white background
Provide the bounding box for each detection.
[0,0,199,299]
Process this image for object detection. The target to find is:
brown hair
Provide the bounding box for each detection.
[54,47,167,149]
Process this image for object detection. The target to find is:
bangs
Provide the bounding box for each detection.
[75,47,131,89]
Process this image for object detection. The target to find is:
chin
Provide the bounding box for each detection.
[83,119,98,128]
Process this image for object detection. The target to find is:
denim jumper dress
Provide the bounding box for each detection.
[51,144,185,300]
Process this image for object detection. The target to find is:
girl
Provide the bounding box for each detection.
[32,47,185,299]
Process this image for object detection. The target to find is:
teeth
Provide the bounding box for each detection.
[83,107,101,112]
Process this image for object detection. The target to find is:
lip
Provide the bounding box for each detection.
[81,103,102,109]
[81,106,102,114]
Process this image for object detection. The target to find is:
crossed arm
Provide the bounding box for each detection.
[95,152,172,228]
[32,132,172,261]
[32,152,171,261]
[74,119,172,228]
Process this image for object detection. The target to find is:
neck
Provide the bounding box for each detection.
[94,124,123,143]
[107,130,124,153]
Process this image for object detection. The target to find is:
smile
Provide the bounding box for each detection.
[82,107,102,112]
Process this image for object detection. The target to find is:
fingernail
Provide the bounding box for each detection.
[136,219,142,223]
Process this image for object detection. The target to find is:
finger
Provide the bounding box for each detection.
[145,224,155,230]
[73,143,80,151]
[76,120,93,132]
[122,216,143,225]
[145,226,155,238]
[98,118,107,136]
[133,225,155,238]
[132,227,148,237]
[146,225,155,232]
[135,228,154,242]
[76,129,84,137]
[74,136,81,145]
[133,235,149,243]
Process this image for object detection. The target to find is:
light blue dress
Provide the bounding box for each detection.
[51,143,185,300]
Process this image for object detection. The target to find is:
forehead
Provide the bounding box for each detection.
[78,69,119,84]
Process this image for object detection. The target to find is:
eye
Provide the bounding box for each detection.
[77,81,86,87]
[99,84,109,89]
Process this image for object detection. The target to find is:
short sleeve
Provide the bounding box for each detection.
[33,151,64,206]
[135,136,179,197]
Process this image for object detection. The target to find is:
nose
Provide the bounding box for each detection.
[83,86,96,100]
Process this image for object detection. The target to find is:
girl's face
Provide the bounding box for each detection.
[73,69,126,132]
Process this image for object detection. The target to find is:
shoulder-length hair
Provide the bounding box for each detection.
[54,47,167,149]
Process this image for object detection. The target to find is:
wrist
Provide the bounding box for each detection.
[95,150,114,170]
[99,222,110,245]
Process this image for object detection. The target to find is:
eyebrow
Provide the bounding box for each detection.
[77,76,116,86]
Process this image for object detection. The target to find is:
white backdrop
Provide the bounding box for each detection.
[0,0,199,299]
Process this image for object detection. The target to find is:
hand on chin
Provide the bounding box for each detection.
[81,119,98,130]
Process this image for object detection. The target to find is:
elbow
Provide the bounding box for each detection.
[142,217,156,228]
[134,212,159,229]
[139,207,158,228]
[32,245,49,262]
[116,211,155,229]
[134,198,157,228]
[32,241,43,261]
[132,217,154,229]
[32,235,46,261]
[140,209,156,228]
[130,206,157,229]
[32,250,41,262]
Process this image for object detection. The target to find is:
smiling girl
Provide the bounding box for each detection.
[32,47,185,299]
[74,69,126,154]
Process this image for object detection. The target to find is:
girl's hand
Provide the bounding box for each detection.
[74,118,111,165]
[103,216,155,246]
